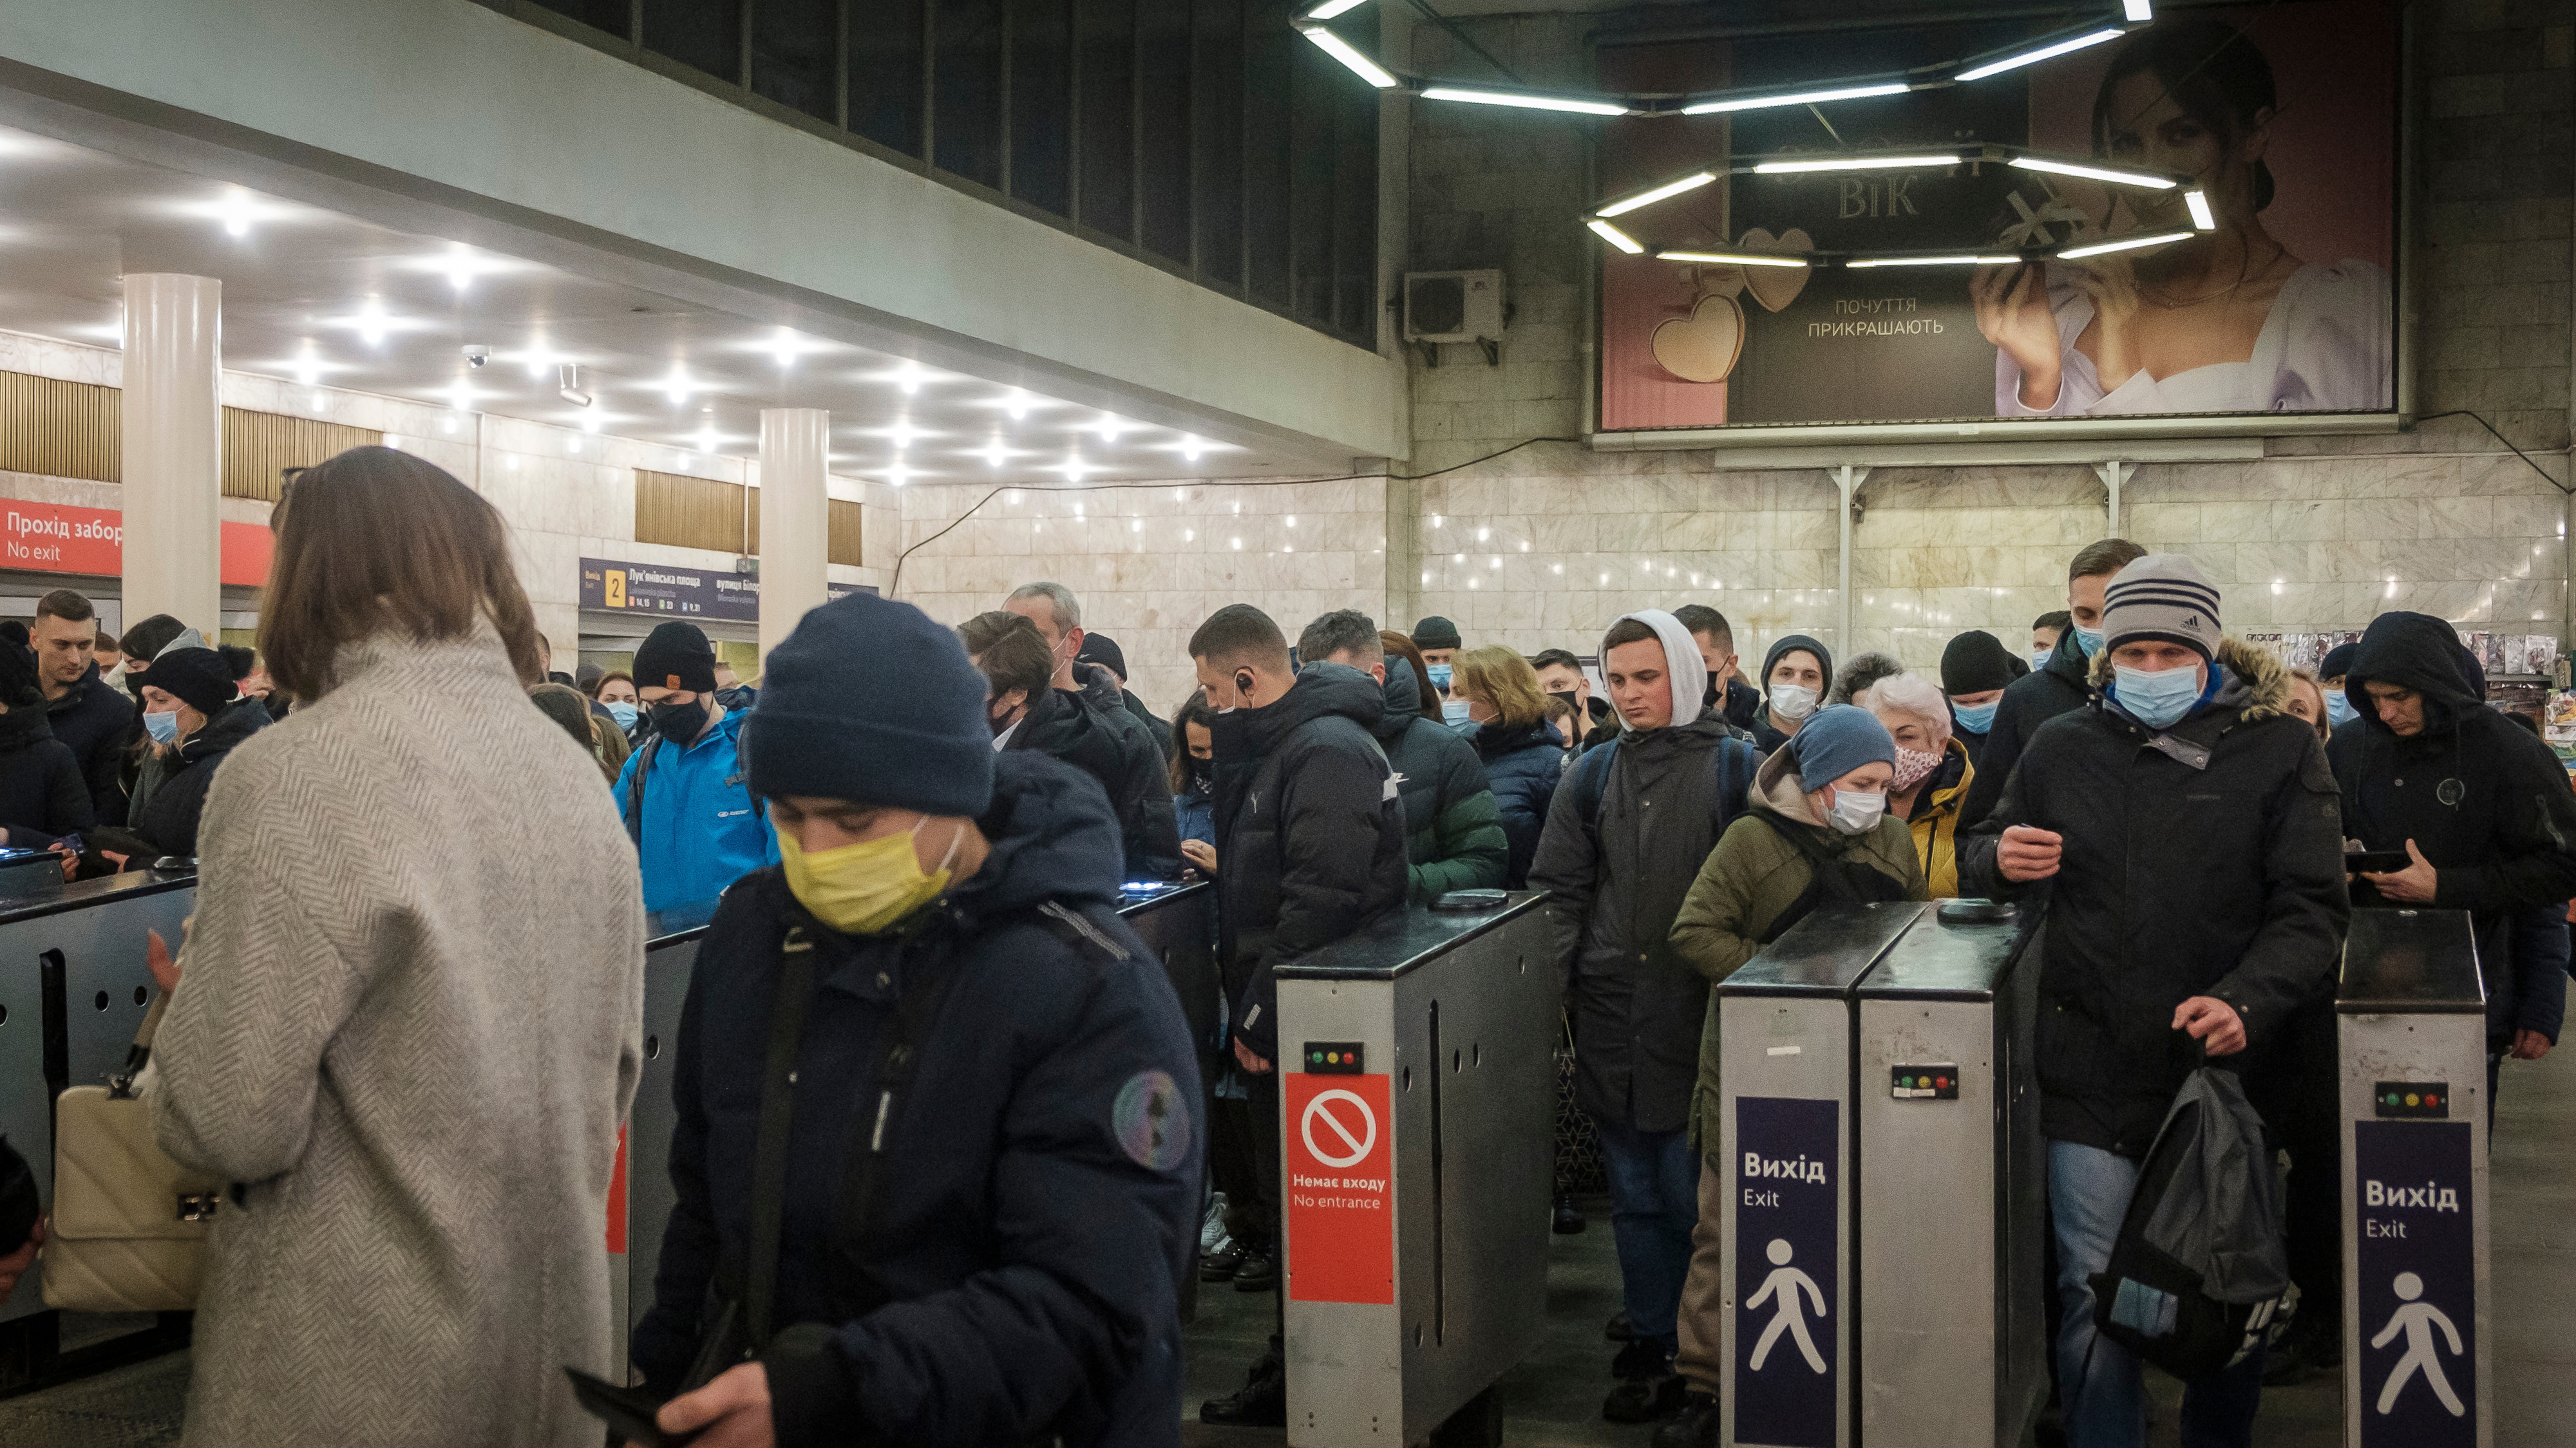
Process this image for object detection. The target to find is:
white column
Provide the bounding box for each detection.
[121,274,223,633]
[757,408,831,671]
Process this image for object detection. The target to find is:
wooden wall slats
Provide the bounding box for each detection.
[0,370,375,499]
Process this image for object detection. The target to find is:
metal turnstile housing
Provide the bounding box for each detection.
[1718,900,1925,1448]
[1853,903,2044,1448]
[2338,908,2490,1448]
[1273,894,1557,1446]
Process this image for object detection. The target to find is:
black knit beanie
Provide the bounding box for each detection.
[1940,630,2018,695]
[140,647,238,717]
[633,622,719,695]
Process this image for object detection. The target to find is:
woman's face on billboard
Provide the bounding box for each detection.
[2101,71,2273,224]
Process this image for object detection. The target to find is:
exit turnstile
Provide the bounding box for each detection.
[1853,901,2045,1448]
[1271,892,1558,1447]
[2337,908,2490,1448]
[1718,900,1924,1448]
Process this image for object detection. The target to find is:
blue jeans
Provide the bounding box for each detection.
[2049,1140,2267,1448]
[1592,1113,1698,1358]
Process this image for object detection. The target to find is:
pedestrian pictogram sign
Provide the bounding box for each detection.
[1285,1071,1393,1304]
[2355,1120,2477,1446]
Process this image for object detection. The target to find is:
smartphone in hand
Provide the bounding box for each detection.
[565,1367,698,1447]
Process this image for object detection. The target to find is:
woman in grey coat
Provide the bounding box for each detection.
[142,447,646,1448]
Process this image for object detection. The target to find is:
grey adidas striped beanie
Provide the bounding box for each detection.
[2101,554,2222,664]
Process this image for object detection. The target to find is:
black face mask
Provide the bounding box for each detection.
[989,700,1020,738]
[649,697,708,743]
[1189,760,1214,794]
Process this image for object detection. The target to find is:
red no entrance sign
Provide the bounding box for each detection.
[1284,1071,1394,1304]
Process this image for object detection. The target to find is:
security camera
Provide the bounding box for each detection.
[462,344,491,368]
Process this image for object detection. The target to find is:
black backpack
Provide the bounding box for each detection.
[1569,733,1761,842]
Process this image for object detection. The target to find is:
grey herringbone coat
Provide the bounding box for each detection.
[145,633,645,1447]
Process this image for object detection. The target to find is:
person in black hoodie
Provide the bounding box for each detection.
[0,635,91,848]
[31,589,135,822]
[128,646,268,858]
[962,611,1180,881]
[1960,538,2146,827]
[631,592,1200,1448]
[1191,603,1407,1429]
[2332,610,2576,1107]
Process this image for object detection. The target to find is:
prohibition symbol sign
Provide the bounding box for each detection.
[1301,1089,1378,1169]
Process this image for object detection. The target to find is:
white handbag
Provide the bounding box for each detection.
[43,993,221,1312]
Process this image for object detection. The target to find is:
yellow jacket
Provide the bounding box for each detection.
[1906,737,1976,898]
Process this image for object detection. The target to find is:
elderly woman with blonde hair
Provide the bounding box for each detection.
[1863,671,1978,898]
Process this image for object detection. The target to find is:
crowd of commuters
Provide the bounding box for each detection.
[0,436,2565,1448]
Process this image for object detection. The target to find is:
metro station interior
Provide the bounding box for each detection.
[0,0,2572,1445]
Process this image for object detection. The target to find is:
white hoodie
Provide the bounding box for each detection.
[1599,609,1707,733]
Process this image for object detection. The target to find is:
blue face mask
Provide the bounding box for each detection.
[1952,698,1999,734]
[2030,648,2054,672]
[2324,689,2356,729]
[1441,698,1474,731]
[143,710,180,745]
[605,701,638,729]
[1426,663,1453,693]
[2073,625,2106,658]
[2112,663,2206,731]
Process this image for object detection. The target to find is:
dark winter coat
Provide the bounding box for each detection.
[1369,661,1507,903]
[1009,677,1181,881]
[2329,610,2576,1046]
[1208,662,1408,1058]
[632,752,1201,1448]
[0,706,92,846]
[44,664,135,824]
[1960,637,2349,1156]
[129,697,270,858]
[1960,625,2094,829]
[1119,687,1173,761]
[1718,675,1763,735]
[1472,718,1564,890]
[1527,710,1761,1133]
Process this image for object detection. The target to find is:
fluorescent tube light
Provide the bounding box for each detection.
[1423,87,1628,117]
[1680,82,1908,115]
[1754,154,1958,174]
[1847,254,2020,268]
[1654,250,1812,268]
[1955,27,2123,82]
[2058,230,2195,259]
[2184,189,2216,230]
[1598,172,1716,218]
[1305,0,1369,17]
[2124,0,2153,19]
[1586,219,1645,254]
[1299,26,1399,88]
[2009,155,2176,189]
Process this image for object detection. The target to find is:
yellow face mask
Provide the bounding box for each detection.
[777,816,963,936]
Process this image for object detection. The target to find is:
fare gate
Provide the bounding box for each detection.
[1852,900,2045,1448]
[1271,893,1557,1447]
[1717,900,1924,1448]
[2337,908,2490,1448]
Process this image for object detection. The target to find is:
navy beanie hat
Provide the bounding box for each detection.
[2318,643,2358,681]
[1788,704,1895,789]
[746,593,994,816]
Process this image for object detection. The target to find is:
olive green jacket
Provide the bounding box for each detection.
[1669,748,1926,1151]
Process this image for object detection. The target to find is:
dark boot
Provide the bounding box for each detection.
[1610,1338,1665,1379]
[1200,1351,1287,1427]
[1603,1356,1686,1423]
[1604,1308,1634,1341]
[1652,1391,1721,1448]
[1231,1249,1278,1292]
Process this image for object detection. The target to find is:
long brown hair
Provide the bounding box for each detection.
[1379,631,1441,720]
[260,446,543,699]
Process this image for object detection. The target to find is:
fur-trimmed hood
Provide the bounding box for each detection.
[2087,635,2292,724]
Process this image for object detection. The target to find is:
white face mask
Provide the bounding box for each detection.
[1770,682,1820,722]
[1826,788,1886,836]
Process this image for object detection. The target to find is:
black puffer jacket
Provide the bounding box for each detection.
[129,697,270,858]
[1959,625,2094,829]
[2330,611,2576,1045]
[1209,662,1408,1058]
[44,664,135,823]
[0,706,92,845]
[633,751,1200,1448]
[1961,637,2348,1155]
[1009,678,1181,881]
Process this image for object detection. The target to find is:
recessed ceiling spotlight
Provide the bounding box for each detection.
[694,424,721,455]
[292,341,323,387]
[1094,413,1128,442]
[877,420,931,450]
[1180,435,1206,462]
[1004,389,1033,420]
[890,361,925,394]
[444,381,478,414]
[216,187,258,238]
[976,438,1013,468]
[658,365,696,404]
[356,299,391,347]
[883,461,914,487]
[764,327,827,368]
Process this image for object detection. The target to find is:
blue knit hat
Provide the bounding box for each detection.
[1787,704,1895,788]
[745,593,994,816]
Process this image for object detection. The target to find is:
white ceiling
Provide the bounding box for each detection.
[0,122,1308,486]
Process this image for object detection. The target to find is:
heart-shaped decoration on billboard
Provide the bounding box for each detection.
[1735,227,1815,312]
[1651,293,1747,384]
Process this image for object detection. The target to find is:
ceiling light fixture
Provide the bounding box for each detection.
[1298,26,1400,89]
[1653,249,1812,267]
[437,243,506,292]
[2007,155,2177,189]
[558,364,592,408]
[1180,435,1206,462]
[976,438,1012,467]
[292,342,322,387]
[1305,0,1369,17]
[1094,413,1128,442]
[1003,388,1034,420]
[2124,0,2153,19]
[1597,172,1716,218]
[766,327,822,368]
[1955,26,2125,82]
[1754,154,1958,174]
[444,381,478,414]
[1421,87,1627,117]
[658,366,696,404]
[2058,229,2194,259]
[2184,189,2217,230]
[892,361,924,394]
[1847,254,2020,268]
[882,420,927,449]
[356,299,390,348]
[216,187,258,238]
[1681,82,1908,115]
[1058,454,1096,481]
[1586,219,1645,254]
[694,424,721,455]
[884,461,914,487]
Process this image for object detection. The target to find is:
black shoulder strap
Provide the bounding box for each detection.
[743,924,820,1351]
[623,735,661,847]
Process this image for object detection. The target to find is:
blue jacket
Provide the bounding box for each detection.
[1472,719,1566,889]
[632,751,1200,1447]
[614,709,778,912]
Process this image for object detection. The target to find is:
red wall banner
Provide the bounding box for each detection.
[1,498,275,588]
[1285,1072,1396,1305]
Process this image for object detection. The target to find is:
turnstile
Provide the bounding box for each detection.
[1271,892,1557,1447]
[2337,908,2490,1448]
[1718,901,1924,1448]
[1852,900,2044,1448]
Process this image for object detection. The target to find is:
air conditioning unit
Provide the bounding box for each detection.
[1403,269,1504,344]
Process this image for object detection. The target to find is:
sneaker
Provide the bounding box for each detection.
[1200,1192,1231,1254]
[1603,1368,1687,1423]
[1605,1309,1634,1342]
[1553,1192,1587,1235]
[1652,1391,1721,1448]
[1610,1337,1665,1379]
[1200,1355,1287,1427]
[1200,1241,1242,1282]
[1231,1250,1278,1292]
